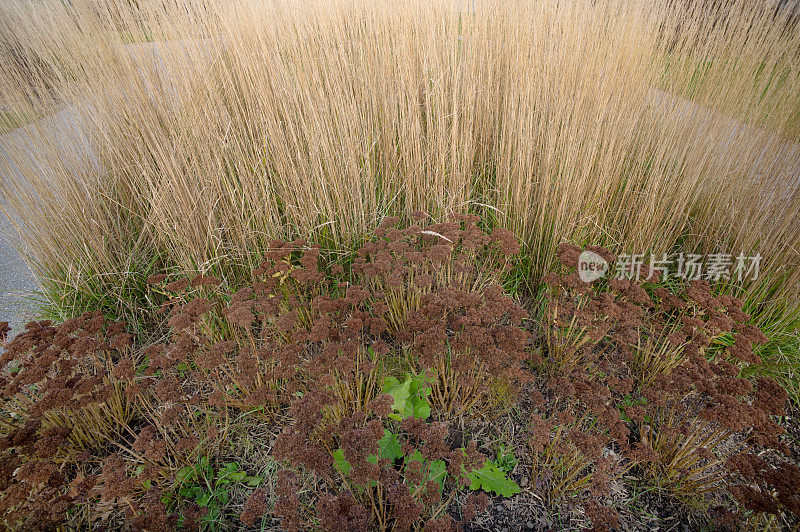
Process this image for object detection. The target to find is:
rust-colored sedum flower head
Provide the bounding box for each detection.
[0,221,796,530]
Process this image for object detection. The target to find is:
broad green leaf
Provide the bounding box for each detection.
[382,376,412,414]
[228,471,246,482]
[383,375,431,419]
[367,428,403,466]
[378,429,402,461]
[408,393,431,419]
[406,449,424,464]
[406,373,432,419]
[408,377,421,396]
[427,459,447,491]
[332,448,352,476]
[404,450,447,493]
[196,492,211,507]
[176,466,196,483]
[467,459,521,497]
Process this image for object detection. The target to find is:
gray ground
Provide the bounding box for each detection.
[0,131,40,333]
[0,218,37,332]
[0,104,91,334]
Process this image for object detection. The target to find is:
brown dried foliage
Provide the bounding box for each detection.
[530,243,796,526]
[0,229,795,530]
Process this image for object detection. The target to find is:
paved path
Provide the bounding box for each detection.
[0,215,37,331]
[0,104,91,333]
[647,88,800,202]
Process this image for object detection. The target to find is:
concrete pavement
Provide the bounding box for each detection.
[0,104,92,333]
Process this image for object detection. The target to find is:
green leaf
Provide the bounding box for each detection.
[427,459,447,491]
[467,459,521,497]
[404,450,447,493]
[382,375,432,420]
[406,373,431,419]
[382,376,412,415]
[407,373,432,397]
[408,393,431,420]
[228,471,246,482]
[244,476,262,487]
[218,462,246,483]
[406,449,424,464]
[176,465,196,483]
[367,428,403,467]
[378,429,402,461]
[196,492,211,507]
[332,449,352,476]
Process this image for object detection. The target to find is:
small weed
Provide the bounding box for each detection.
[168,458,263,529]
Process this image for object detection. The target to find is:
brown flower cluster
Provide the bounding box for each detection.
[0,313,135,527]
[532,243,795,526]
[0,226,795,530]
[727,452,800,517]
[0,217,529,530]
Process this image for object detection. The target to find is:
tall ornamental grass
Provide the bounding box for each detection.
[1,0,798,340]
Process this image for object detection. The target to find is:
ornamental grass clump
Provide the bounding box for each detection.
[3,0,799,347]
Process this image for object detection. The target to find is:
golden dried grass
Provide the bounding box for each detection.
[0,0,798,329]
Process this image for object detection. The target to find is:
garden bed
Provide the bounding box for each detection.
[1,216,797,530]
